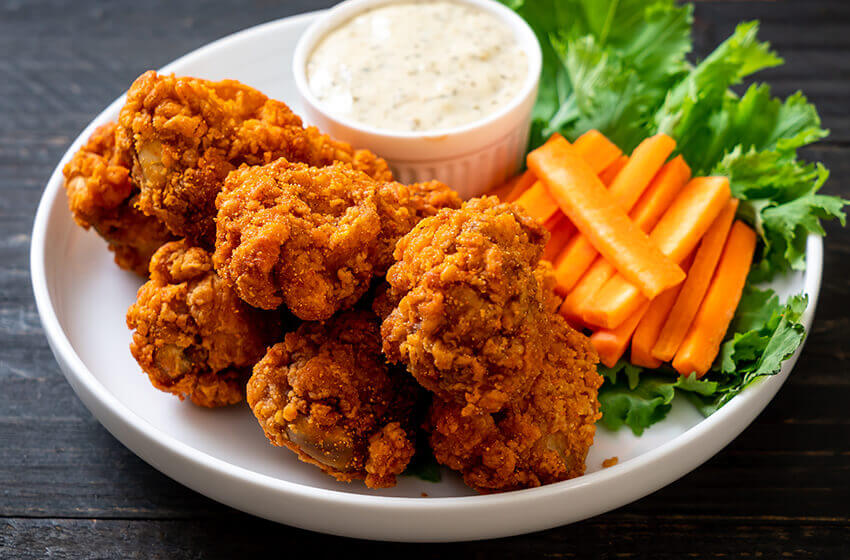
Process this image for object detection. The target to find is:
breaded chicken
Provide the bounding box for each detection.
[427,314,602,492]
[126,240,279,407]
[118,71,393,246]
[62,122,174,275]
[247,311,419,488]
[381,196,551,415]
[213,158,460,320]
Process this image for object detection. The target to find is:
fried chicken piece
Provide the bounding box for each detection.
[126,239,279,407]
[213,158,460,320]
[427,314,602,492]
[372,179,463,274]
[62,122,174,275]
[118,71,393,246]
[247,311,419,488]
[381,196,550,415]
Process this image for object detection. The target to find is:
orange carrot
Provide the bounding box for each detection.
[629,156,692,230]
[584,176,732,329]
[559,259,615,324]
[653,198,740,362]
[590,300,653,368]
[528,137,685,300]
[552,236,599,292]
[672,221,757,377]
[504,169,537,202]
[562,156,693,322]
[607,134,677,211]
[573,129,623,173]
[506,133,564,202]
[552,157,629,297]
[517,181,560,222]
[599,155,629,186]
[543,215,575,264]
[630,253,695,368]
[518,130,623,222]
[549,134,676,292]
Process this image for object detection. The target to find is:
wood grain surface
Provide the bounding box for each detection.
[0,0,847,558]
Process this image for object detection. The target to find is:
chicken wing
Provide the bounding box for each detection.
[213,158,460,320]
[118,71,393,246]
[380,196,551,415]
[126,239,280,407]
[62,122,174,275]
[247,311,420,488]
[427,313,602,492]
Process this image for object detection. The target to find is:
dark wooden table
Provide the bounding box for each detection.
[1,1,847,557]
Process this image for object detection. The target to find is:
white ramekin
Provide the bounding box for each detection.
[293,0,542,198]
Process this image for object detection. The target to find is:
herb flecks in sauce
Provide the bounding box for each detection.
[307,1,527,132]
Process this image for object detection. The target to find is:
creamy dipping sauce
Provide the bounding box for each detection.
[306,1,528,132]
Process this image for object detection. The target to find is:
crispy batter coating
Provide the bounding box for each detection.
[213,158,460,320]
[427,315,602,492]
[381,196,551,414]
[118,71,393,246]
[126,239,279,407]
[62,122,174,275]
[247,311,419,488]
[372,179,463,274]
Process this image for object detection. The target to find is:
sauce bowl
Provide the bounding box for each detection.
[292,0,543,198]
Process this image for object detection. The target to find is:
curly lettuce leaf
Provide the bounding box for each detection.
[653,22,784,167]
[503,0,692,150]
[504,1,848,433]
[599,287,810,433]
[715,143,846,279]
[599,363,717,435]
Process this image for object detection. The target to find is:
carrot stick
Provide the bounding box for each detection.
[543,214,576,264]
[548,134,676,292]
[518,130,622,222]
[505,132,565,202]
[517,181,560,222]
[599,155,629,186]
[653,198,740,362]
[552,236,599,292]
[503,169,537,202]
[607,134,677,211]
[562,156,693,322]
[584,176,732,329]
[629,156,692,230]
[573,129,623,173]
[672,221,757,377]
[630,253,695,368]
[551,157,628,294]
[590,300,652,368]
[528,136,685,300]
[559,259,616,324]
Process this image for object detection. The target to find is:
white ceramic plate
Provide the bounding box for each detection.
[30,11,823,543]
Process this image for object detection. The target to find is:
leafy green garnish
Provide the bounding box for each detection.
[504,0,847,433]
[504,0,692,150]
[597,288,808,434]
[504,0,846,279]
[402,446,442,483]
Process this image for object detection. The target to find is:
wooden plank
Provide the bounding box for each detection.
[0,517,848,559]
[0,0,848,554]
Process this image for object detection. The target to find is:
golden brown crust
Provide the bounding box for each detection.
[372,180,463,274]
[213,159,460,320]
[247,311,419,488]
[126,239,279,407]
[62,122,173,275]
[380,196,551,415]
[427,315,602,492]
[118,71,392,246]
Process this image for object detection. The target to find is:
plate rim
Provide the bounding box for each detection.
[29,10,825,540]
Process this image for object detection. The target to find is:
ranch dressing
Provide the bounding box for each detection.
[307,1,528,132]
